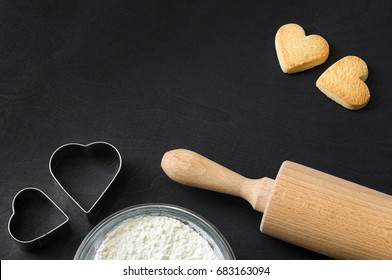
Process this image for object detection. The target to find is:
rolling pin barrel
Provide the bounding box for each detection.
[161,149,392,259]
[263,160,392,259]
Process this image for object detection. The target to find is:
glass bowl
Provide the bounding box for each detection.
[74,203,235,260]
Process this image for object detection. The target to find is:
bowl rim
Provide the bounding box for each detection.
[74,203,235,260]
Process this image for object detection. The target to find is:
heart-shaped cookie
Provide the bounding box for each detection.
[316,56,370,110]
[8,187,69,250]
[275,23,329,73]
[49,142,122,218]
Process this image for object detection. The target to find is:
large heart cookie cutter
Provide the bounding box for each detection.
[8,187,70,250]
[49,142,122,220]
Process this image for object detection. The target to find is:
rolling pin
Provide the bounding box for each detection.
[161,149,392,259]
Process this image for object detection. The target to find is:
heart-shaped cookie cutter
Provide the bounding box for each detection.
[8,187,70,250]
[49,141,122,221]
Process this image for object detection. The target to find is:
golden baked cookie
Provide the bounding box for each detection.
[275,23,329,74]
[316,56,370,110]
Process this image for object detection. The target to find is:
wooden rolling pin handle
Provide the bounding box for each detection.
[161,149,274,212]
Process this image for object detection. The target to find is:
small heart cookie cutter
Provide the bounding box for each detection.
[49,141,122,221]
[8,187,70,251]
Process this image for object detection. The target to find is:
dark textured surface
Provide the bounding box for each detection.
[1,0,392,260]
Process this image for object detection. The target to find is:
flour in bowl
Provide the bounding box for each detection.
[95,215,218,260]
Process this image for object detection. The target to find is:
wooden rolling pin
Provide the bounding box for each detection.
[161,149,392,259]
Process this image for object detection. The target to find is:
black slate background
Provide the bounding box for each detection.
[1,0,392,260]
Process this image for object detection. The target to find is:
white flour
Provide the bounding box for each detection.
[95,215,218,260]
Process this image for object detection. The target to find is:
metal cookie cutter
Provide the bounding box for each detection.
[49,141,122,221]
[8,187,70,250]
